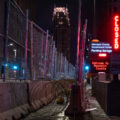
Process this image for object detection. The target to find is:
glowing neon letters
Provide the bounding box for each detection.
[99,53,107,57]
[91,43,112,53]
[92,61,109,71]
[114,15,119,49]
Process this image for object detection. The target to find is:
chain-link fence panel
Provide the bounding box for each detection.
[46,37,54,79]
[0,0,76,81]
[32,22,50,80]
[5,0,31,80]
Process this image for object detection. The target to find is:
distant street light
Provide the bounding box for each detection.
[12,65,18,70]
[4,63,9,67]
[85,65,90,71]
[9,43,13,46]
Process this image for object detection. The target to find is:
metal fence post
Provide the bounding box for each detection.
[64,57,66,78]
[30,21,33,80]
[3,0,10,81]
[60,53,63,78]
[40,34,44,77]
[54,48,57,79]
[24,9,29,81]
[51,41,55,79]
[43,30,48,79]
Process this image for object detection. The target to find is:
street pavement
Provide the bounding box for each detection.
[21,85,120,120]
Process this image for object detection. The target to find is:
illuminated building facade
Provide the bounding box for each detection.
[52,7,71,62]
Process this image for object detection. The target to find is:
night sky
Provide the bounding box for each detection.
[33,0,92,64]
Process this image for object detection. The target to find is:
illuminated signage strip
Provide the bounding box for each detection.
[92,46,112,48]
[92,61,109,71]
[114,15,119,50]
[91,43,110,46]
[99,53,107,57]
[91,49,112,53]
[91,42,112,53]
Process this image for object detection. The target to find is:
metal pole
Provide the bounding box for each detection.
[44,30,48,78]
[64,57,67,78]
[24,9,29,81]
[79,19,88,83]
[51,41,55,79]
[40,33,44,77]
[81,19,88,81]
[63,55,65,77]
[30,21,33,80]
[60,53,63,78]
[79,19,88,110]
[74,0,82,115]
[76,0,82,85]
[3,0,10,81]
[54,48,57,79]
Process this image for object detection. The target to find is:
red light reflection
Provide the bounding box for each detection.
[99,53,107,57]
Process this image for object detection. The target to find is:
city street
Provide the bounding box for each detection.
[1,0,120,119]
[21,85,120,120]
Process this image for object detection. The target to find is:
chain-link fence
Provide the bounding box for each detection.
[0,0,75,81]
[6,0,31,80]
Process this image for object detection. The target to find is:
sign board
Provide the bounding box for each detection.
[91,43,112,53]
[91,60,109,73]
[114,15,120,50]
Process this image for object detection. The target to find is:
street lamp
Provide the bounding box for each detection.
[85,65,90,71]
[12,65,18,70]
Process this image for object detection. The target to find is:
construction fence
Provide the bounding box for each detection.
[0,0,75,81]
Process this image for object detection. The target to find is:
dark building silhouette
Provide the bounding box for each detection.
[52,7,71,62]
[81,0,120,64]
[89,0,120,44]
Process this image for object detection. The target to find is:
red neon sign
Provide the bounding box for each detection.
[114,15,119,49]
[99,53,107,57]
[92,61,109,71]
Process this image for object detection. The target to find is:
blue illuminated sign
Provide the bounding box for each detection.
[91,43,112,53]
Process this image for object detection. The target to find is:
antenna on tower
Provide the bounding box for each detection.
[54,3,56,8]
[65,0,67,8]
[53,0,56,8]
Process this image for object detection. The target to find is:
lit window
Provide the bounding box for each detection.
[59,22,63,25]
[57,13,59,18]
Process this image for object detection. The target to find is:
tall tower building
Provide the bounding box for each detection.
[52,7,71,62]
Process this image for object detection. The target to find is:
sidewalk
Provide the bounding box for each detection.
[85,84,120,120]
